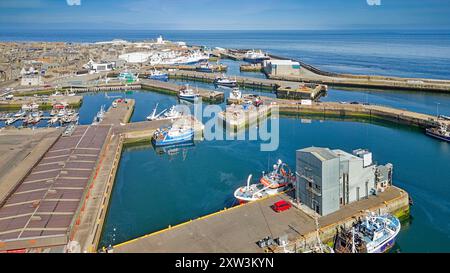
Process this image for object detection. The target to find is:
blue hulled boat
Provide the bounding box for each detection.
[148,70,169,81]
[152,124,194,146]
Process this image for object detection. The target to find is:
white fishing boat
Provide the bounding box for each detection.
[214,75,238,88]
[178,85,199,101]
[234,159,295,204]
[48,116,59,125]
[92,105,106,124]
[13,110,27,118]
[229,87,242,100]
[146,103,166,121]
[5,117,19,125]
[334,213,401,253]
[243,50,270,63]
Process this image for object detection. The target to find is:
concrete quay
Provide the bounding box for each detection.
[112,186,408,253]
[0,95,83,110]
[276,101,449,129]
[140,78,224,103]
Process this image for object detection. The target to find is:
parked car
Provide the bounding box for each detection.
[271,200,292,212]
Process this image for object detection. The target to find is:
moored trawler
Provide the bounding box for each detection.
[118,71,139,83]
[214,74,238,88]
[196,62,214,73]
[243,49,270,63]
[234,159,295,204]
[229,87,242,100]
[178,84,199,101]
[147,69,169,81]
[152,123,194,146]
[426,122,450,142]
[334,213,401,253]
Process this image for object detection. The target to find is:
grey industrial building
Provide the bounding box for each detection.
[295,147,393,216]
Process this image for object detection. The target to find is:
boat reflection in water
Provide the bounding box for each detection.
[153,141,196,161]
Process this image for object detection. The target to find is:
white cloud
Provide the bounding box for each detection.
[67,0,81,6]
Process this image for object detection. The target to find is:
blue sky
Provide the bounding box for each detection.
[0,0,450,30]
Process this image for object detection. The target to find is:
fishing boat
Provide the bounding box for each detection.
[48,116,59,125]
[147,103,165,121]
[234,159,295,204]
[148,69,169,81]
[333,213,401,253]
[152,123,194,146]
[92,105,106,124]
[243,50,270,64]
[214,75,238,88]
[23,112,42,126]
[426,123,450,142]
[13,110,27,118]
[229,87,242,100]
[178,85,199,101]
[196,62,214,73]
[5,117,19,125]
[118,71,139,83]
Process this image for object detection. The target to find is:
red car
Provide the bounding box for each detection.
[272,200,292,212]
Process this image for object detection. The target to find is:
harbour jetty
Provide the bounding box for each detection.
[215,49,450,93]
[140,79,224,103]
[0,95,83,110]
[169,70,327,100]
[218,104,272,130]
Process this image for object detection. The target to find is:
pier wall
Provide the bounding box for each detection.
[277,102,443,128]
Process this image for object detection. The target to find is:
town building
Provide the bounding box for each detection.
[263,59,301,76]
[295,147,393,216]
[20,67,43,86]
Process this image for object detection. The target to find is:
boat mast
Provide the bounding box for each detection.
[246,174,252,190]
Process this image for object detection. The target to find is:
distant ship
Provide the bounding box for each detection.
[243,50,270,64]
[334,213,401,253]
[426,122,450,142]
[234,159,295,204]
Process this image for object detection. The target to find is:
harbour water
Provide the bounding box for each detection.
[2,30,450,252]
[100,111,450,252]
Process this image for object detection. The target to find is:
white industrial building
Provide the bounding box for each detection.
[296,147,393,216]
[263,59,301,76]
[85,59,115,73]
[118,52,153,63]
[20,67,43,86]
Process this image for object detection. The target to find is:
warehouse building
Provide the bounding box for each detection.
[295,147,393,216]
[263,59,301,76]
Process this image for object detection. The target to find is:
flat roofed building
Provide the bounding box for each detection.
[263,59,301,76]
